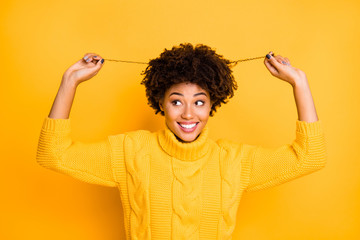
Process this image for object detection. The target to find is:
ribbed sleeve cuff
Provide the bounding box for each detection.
[42,117,71,131]
[296,119,323,136]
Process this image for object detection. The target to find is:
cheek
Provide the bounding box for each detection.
[164,105,180,120]
[197,107,211,121]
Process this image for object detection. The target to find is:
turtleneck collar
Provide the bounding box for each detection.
[158,124,210,161]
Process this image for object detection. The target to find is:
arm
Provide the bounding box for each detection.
[244,53,327,192]
[293,79,318,122]
[36,117,118,187]
[36,54,117,187]
[245,120,326,192]
[264,51,318,123]
[49,54,104,119]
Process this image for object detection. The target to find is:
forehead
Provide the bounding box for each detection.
[165,82,209,96]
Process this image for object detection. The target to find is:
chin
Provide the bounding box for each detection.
[177,134,198,143]
[174,126,202,143]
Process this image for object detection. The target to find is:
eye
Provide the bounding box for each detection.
[195,100,205,106]
[172,100,182,106]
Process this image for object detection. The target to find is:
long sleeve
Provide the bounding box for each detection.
[245,120,327,192]
[36,117,117,187]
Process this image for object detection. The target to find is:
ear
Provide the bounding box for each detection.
[209,101,214,116]
[159,101,164,112]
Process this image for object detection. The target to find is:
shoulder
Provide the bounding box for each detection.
[108,129,157,152]
[125,129,154,139]
[109,129,154,139]
[216,138,240,150]
[216,138,258,157]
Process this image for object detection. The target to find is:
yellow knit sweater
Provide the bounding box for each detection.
[36,117,327,239]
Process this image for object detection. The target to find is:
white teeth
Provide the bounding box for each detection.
[180,123,197,129]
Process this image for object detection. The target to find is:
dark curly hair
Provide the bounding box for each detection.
[141,43,237,116]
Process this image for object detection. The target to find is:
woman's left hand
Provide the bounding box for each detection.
[264,52,307,87]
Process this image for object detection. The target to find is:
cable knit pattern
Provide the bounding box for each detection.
[125,137,151,239]
[36,117,327,239]
[171,157,202,239]
[216,142,253,239]
[109,132,152,240]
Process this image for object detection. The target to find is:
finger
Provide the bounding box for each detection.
[93,57,105,71]
[83,53,92,62]
[92,55,104,65]
[83,53,99,63]
[276,56,291,66]
[264,53,280,76]
[277,56,289,66]
[284,57,291,65]
[274,55,286,65]
[264,58,279,76]
[93,55,102,60]
[265,53,284,72]
[274,54,291,66]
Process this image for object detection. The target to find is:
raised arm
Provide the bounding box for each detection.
[36,54,117,187]
[49,53,105,119]
[243,53,326,192]
[264,51,318,123]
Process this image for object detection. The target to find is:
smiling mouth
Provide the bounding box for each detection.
[177,122,199,132]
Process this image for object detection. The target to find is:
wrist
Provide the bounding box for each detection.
[61,76,78,89]
[292,76,309,89]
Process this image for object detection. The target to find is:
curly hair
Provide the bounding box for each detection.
[141,43,237,116]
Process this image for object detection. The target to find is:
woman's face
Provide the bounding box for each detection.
[160,82,211,142]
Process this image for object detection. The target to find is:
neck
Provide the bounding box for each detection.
[158,124,211,161]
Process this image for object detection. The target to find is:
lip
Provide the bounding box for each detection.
[177,122,199,133]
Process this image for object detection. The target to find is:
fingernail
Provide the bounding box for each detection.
[266,54,271,59]
[282,61,286,64]
[86,58,91,62]
[94,56,97,58]
[84,56,88,60]
[101,59,104,64]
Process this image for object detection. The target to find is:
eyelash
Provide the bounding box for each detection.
[171,100,205,106]
[172,100,181,106]
[196,100,204,106]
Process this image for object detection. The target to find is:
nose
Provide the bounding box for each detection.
[181,104,194,119]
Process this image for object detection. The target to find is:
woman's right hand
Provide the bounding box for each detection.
[62,53,105,86]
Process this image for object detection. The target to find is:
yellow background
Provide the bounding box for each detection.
[1,0,359,239]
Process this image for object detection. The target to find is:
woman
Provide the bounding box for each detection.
[36,43,327,239]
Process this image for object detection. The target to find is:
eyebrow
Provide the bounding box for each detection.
[169,92,208,97]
